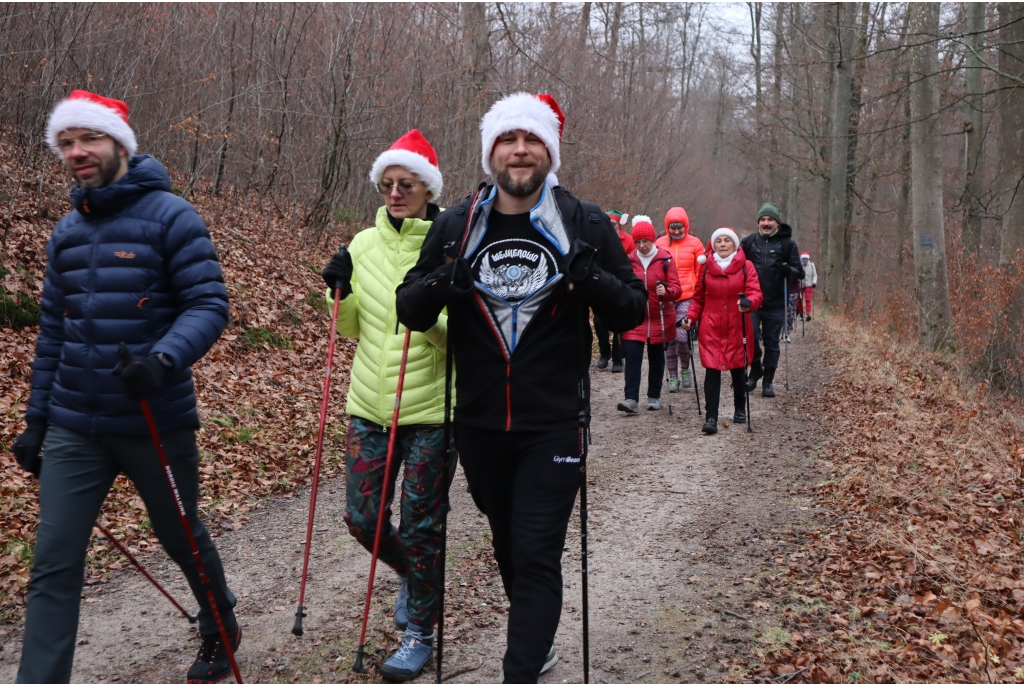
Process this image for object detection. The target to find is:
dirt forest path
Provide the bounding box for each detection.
[0,326,831,684]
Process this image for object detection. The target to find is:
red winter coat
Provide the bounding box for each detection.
[687,247,764,371]
[655,207,704,301]
[622,247,683,344]
[618,229,636,255]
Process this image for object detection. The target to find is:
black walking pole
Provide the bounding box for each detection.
[655,286,672,415]
[686,330,702,416]
[578,401,590,684]
[436,341,455,683]
[783,280,791,390]
[738,294,753,433]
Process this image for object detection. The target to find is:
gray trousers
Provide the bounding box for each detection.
[17,425,237,684]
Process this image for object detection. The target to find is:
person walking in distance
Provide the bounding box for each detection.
[655,206,703,393]
[11,90,239,683]
[396,92,646,683]
[681,229,763,434]
[739,203,803,397]
[593,209,633,372]
[319,130,450,682]
[617,217,682,413]
[798,252,817,321]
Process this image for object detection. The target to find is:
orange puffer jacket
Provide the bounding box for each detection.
[655,206,704,301]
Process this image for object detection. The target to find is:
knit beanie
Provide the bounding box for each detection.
[710,227,740,249]
[46,90,137,157]
[480,92,565,183]
[631,216,656,243]
[757,202,782,224]
[369,129,443,198]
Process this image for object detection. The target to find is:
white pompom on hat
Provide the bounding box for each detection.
[697,254,707,265]
[480,92,565,177]
[46,90,138,157]
[710,227,740,248]
[369,129,443,198]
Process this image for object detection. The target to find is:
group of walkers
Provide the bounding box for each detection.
[9,86,815,685]
[604,201,813,435]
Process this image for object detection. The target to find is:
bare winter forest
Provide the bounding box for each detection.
[3,3,1024,684]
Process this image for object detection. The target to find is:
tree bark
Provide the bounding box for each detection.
[457,2,490,195]
[962,1,985,260]
[999,3,1024,265]
[909,2,953,351]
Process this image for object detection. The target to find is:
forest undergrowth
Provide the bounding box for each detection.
[770,317,1024,683]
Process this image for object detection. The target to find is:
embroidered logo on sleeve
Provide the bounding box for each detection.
[114,251,136,259]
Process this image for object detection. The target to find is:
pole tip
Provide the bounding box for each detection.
[291,606,305,636]
[353,645,368,673]
[187,612,200,624]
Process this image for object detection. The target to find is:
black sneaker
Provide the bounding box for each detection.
[597,357,609,370]
[187,626,242,684]
[733,411,746,424]
[611,362,623,373]
[761,383,775,398]
[745,371,760,393]
[702,417,718,435]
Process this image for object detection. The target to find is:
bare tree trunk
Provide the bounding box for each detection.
[823,2,856,312]
[748,2,763,204]
[962,1,985,260]
[999,3,1024,265]
[909,2,953,351]
[457,2,490,195]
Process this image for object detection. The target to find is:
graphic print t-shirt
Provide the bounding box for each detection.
[471,209,561,304]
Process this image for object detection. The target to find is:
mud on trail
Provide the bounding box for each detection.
[0,328,830,684]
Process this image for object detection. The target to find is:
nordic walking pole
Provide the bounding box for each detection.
[119,344,243,684]
[800,291,806,338]
[686,331,702,416]
[293,286,343,637]
[579,422,590,684]
[436,339,455,684]
[783,280,790,391]
[739,294,753,433]
[354,328,413,674]
[95,522,198,623]
[656,284,672,415]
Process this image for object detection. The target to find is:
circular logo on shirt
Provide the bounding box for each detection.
[473,238,557,303]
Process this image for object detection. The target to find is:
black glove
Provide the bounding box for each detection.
[12,420,46,477]
[812,283,817,288]
[739,296,752,309]
[567,239,599,283]
[321,245,353,298]
[113,343,167,401]
[424,257,474,301]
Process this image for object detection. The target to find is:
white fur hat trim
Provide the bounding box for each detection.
[369,149,443,198]
[710,227,740,247]
[46,99,137,157]
[480,92,561,177]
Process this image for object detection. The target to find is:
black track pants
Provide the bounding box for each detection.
[456,422,582,684]
[623,339,665,401]
[704,368,747,420]
[593,315,622,364]
[750,306,784,375]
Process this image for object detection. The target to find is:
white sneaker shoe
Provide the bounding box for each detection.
[498,645,557,683]
[647,397,661,410]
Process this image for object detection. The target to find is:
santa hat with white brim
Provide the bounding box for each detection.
[46,90,137,157]
[480,92,565,179]
[369,129,443,198]
[710,227,740,248]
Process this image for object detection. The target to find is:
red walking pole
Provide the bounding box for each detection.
[353,328,413,673]
[293,287,343,637]
[95,522,198,623]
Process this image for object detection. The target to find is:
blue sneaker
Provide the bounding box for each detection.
[393,574,409,629]
[380,624,434,682]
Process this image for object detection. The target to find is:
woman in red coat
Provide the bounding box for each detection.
[682,228,763,434]
[617,217,682,413]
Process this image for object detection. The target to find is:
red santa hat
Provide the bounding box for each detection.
[46,90,137,157]
[801,252,810,260]
[480,92,565,180]
[631,216,656,243]
[369,129,443,198]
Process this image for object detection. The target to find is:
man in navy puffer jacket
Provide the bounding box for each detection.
[11,90,240,684]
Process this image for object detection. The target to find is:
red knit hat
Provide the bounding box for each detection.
[369,129,443,198]
[631,216,656,243]
[46,90,137,157]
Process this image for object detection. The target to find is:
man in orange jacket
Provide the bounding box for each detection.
[655,206,704,391]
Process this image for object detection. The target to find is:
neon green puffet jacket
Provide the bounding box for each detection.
[326,206,449,427]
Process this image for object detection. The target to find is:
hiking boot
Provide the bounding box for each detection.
[617,399,639,414]
[187,626,242,684]
[681,369,693,389]
[393,573,409,629]
[806,315,812,321]
[762,368,777,397]
[597,356,609,370]
[745,369,761,393]
[668,377,680,393]
[380,625,434,682]
[611,361,623,373]
[702,417,718,435]
[498,645,558,683]
[733,410,746,424]
[647,397,661,410]
[785,334,792,343]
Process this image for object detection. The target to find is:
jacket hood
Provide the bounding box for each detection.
[775,222,793,239]
[664,206,690,236]
[70,155,171,217]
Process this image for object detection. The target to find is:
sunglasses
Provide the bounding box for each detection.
[376,180,424,197]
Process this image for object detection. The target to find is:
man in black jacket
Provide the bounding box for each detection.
[739,203,804,397]
[396,92,646,683]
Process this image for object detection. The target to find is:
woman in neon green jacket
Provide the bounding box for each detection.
[320,129,447,681]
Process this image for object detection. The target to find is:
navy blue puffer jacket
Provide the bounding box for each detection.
[25,155,229,435]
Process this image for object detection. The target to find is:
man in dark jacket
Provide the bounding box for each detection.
[739,202,804,396]
[11,90,239,684]
[396,92,646,683]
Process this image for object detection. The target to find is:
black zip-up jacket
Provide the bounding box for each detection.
[396,184,646,432]
[739,223,804,309]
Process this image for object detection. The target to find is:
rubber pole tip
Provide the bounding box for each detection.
[291,606,305,636]
[353,646,368,674]
[187,612,200,624]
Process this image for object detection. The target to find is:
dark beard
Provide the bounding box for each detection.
[495,164,549,198]
[76,149,124,189]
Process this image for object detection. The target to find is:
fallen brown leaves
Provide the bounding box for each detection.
[0,133,356,616]
[750,317,1024,683]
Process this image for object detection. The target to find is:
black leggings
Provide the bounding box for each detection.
[593,315,622,363]
[704,368,747,420]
